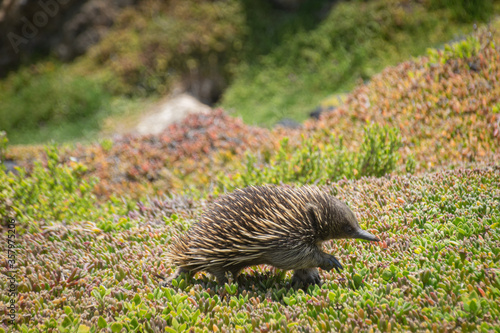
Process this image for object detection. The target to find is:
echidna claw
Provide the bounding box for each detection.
[332,257,343,272]
[321,255,344,272]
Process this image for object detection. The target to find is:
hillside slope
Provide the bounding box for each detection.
[305,31,500,171]
[5,27,500,201]
[1,0,498,144]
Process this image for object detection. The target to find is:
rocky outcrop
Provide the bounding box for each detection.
[0,0,136,76]
[136,93,212,136]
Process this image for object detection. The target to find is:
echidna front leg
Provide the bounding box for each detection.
[319,253,344,273]
[298,247,344,273]
[292,268,321,286]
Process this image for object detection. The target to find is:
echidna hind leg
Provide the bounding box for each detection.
[230,267,242,279]
[229,268,243,284]
[207,267,229,285]
[291,268,321,287]
[160,267,190,287]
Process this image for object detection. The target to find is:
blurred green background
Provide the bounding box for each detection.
[0,0,497,144]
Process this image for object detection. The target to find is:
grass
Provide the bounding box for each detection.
[0,63,112,145]
[5,114,103,146]
[219,0,488,126]
[0,63,158,145]
[215,124,402,194]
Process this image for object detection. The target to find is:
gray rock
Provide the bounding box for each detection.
[274,118,302,129]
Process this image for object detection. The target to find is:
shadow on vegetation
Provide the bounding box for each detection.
[158,267,344,302]
[240,0,336,64]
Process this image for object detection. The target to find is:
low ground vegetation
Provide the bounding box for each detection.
[2,159,499,332]
[1,19,500,333]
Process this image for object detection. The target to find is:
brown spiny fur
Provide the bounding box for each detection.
[166,185,379,286]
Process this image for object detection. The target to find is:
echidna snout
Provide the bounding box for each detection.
[329,201,380,242]
[165,185,380,287]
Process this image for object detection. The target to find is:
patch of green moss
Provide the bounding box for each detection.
[0,62,111,144]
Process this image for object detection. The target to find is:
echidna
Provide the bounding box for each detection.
[166,185,379,286]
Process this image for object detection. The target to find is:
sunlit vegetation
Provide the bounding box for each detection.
[1,23,499,331]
